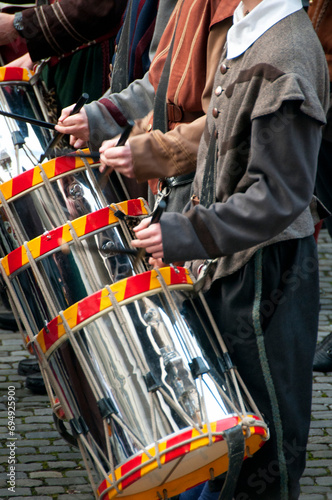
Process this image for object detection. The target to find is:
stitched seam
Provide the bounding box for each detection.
[253,249,289,499]
[36,6,63,54]
[54,2,90,43]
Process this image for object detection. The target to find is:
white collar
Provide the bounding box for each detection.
[227,0,304,60]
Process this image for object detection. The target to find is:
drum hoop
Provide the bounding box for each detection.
[0,152,97,204]
[1,201,149,277]
[96,415,267,500]
[34,267,193,357]
[0,67,34,84]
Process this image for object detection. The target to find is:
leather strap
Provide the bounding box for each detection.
[208,425,245,500]
[110,0,134,93]
[153,0,184,133]
[199,125,217,208]
[160,172,195,189]
[167,102,203,123]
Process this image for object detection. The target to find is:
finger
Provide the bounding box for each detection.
[133,217,152,232]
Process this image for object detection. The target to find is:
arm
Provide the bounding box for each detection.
[20,0,125,61]
[134,103,323,263]
[83,0,178,149]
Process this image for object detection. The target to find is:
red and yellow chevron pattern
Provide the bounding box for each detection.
[0,66,33,82]
[0,153,96,203]
[1,200,148,277]
[97,416,267,500]
[35,267,193,356]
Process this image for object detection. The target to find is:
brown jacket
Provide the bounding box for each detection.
[308,0,332,81]
[21,0,126,61]
[129,0,238,186]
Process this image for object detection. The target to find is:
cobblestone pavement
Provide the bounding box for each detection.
[0,230,331,499]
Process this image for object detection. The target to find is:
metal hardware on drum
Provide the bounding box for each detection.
[40,93,90,163]
[0,66,54,177]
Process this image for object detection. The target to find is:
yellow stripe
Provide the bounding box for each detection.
[32,166,43,187]
[0,257,10,277]
[42,159,56,179]
[100,288,113,311]
[27,236,42,262]
[0,179,13,201]
[38,331,47,354]
[72,214,87,238]
[62,302,79,331]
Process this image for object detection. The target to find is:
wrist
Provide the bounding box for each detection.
[13,12,24,37]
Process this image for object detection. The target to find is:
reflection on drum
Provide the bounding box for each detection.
[31,267,268,500]
[0,67,53,180]
[0,201,149,334]
[0,154,132,254]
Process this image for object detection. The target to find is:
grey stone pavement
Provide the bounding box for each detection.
[0,229,331,500]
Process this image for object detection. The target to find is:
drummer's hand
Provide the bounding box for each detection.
[55,106,90,148]
[5,53,33,69]
[99,138,135,178]
[149,257,165,268]
[0,14,18,45]
[131,218,164,259]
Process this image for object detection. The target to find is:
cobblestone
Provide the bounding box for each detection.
[0,228,331,499]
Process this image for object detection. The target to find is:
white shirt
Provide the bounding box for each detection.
[227,0,304,60]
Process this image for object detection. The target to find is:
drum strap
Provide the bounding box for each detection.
[210,424,245,500]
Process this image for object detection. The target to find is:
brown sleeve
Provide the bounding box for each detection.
[21,0,126,61]
[130,115,206,182]
[129,16,232,183]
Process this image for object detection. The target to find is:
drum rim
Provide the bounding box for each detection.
[0,151,97,204]
[1,200,149,277]
[0,66,34,83]
[96,415,267,500]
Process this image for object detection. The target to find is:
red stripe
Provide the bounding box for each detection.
[39,227,64,255]
[85,208,110,233]
[124,272,151,300]
[43,317,61,352]
[11,170,35,197]
[127,199,145,216]
[6,247,22,275]
[76,290,103,324]
[121,455,142,489]
[54,156,78,176]
[164,429,192,463]
[170,266,188,284]
[4,67,24,81]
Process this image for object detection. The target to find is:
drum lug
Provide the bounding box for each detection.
[217,352,234,373]
[144,371,161,392]
[189,357,209,379]
[97,397,118,419]
[69,416,89,438]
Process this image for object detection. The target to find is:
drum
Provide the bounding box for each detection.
[0,201,149,336]
[31,266,268,500]
[0,66,53,180]
[0,153,132,256]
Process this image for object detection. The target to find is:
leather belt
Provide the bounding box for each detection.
[167,102,204,123]
[160,171,195,190]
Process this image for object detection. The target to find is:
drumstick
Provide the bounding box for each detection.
[39,93,90,163]
[0,109,56,130]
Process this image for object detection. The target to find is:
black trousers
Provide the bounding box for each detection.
[315,136,332,238]
[204,237,319,500]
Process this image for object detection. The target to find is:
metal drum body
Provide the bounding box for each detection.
[0,201,149,336]
[0,154,133,258]
[0,66,53,179]
[32,267,268,500]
